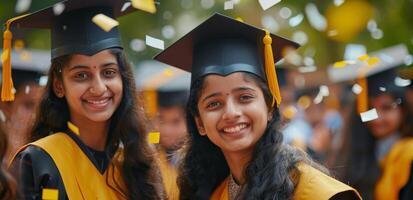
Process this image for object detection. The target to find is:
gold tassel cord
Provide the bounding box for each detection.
[263,30,282,107]
[357,77,368,114]
[1,14,29,101]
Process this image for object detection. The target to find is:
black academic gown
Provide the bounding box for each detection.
[11,130,110,200]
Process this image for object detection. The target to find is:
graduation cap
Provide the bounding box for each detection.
[157,90,189,108]
[1,0,141,101]
[154,13,300,107]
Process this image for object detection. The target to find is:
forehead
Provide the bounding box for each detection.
[67,49,117,66]
[369,93,396,105]
[201,72,260,93]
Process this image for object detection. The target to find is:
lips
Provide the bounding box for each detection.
[223,123,248,133]
[83,97,112,110]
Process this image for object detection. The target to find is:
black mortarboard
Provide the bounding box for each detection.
[9,0,137,59]
[1,0,141,101]
[154,13,300,107]
[367,67,404,99]
[157,90,189,108]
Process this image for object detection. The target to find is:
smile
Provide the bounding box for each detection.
[222,123,249,133]
[83,97,112,109]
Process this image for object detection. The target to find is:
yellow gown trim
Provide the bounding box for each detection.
[375,138,413,200]
[158,150,180,200]
[11,128,127,199]
[210,163,361,200]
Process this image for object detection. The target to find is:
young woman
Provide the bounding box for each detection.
[0,124,16,199]
[334,67,413,200]
[6,1,164,199]
[155,13,361,200]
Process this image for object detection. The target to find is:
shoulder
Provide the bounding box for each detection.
[294,163,361,200]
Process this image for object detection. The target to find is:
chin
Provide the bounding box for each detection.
[85,112,113,123]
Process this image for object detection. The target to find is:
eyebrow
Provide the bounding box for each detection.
[68,61,118,72]
[201,86,256,103]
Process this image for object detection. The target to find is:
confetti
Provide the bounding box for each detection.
[53,2,65,16]
[42,188,58,200]
[319,85,329,96]
[121,2,132,12]
[145,35,164,50]
[360,108,378,122]
[298,95,311,109]
[334,0,345,6]
[357,54,369,61]
[289,14,304,27]
[148,132,160,144]
[379,87,386,92]
[0,110,6,122]
[305,3,327,31]
[130,39,146,52]
[25,85,30,94]
[224,1,234,10]
[131,0,156,14]
[333,61,348,68]
[298,66,317,73]
[92,14,119,32]
[394,77,411,87]
[327,30,338,37]
[15,0,32,14]
[352,83,362,94]
[282,105,297,119]
[367,57,380,66]
[259,0,281,11]
[39,76,48,86]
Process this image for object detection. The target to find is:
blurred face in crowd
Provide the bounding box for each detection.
[158,106,187,150]
[195,72,270,154]
[367,94,402,139]
[405,88,413,116]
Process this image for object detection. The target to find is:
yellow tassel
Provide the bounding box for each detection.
[144,89,158,118]
[1,14,29,102]
[357,77,368,113]
[263,30,282,107]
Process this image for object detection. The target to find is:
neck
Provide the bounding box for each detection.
[222,148,253,185]
[70,118,109,151]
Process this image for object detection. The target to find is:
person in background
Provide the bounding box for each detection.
[335,67,413,200]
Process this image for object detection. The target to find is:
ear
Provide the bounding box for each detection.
[195,116,206,136]
[267,107,274,122]
[53,78,65,98]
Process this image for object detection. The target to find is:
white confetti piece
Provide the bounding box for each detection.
[289,14,304,27]
[0,110,6,122]
[15,0,31,14]
[379,87,386,92]
[320,85,329,96]
[360,108,379,122]
[259,0,281,11]
[53,2,65,16]
[313,94,323,104]
[224,1,234,10]
[333,0,345,6]
[394,77,411,87]
[121,2,132,12]
[145,35,164,50]
[305,3,327,31]
[39,76,48,86]
[92,14,119,32]
[298,65,317,73]
[352,84,362,95]
[25,85,30,94]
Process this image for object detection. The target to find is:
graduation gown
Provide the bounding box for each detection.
[210,163,362,200]
[10,123,127,200]
[158,150,180,200]
[375,138,413,200]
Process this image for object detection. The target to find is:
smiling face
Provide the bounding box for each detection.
[195,72,270,154]
[53,49,123,124]
[367,94,402,139]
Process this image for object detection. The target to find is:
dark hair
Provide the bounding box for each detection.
[0,124,16,199]
[178,72,315,200]
[336,92,413,200]
[30,48,165,199]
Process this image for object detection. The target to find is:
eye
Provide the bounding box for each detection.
[74,72,88,80]
[103,69,117,78]
[239,94,254,102]
[206,101,221,110]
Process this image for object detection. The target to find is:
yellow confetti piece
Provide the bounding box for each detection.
[131,0,156,14]
[297,96,311,110]
[148,132,160,144]
[357,54,369,61]
[162,68,174,77]
[42,188,59,200]
[333,60,348,68]
[14,39,25,51]
[367,57,380,66]
[92,14,119,32]
[235,17,244,22]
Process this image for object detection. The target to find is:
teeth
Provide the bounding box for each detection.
[87,98,109,104]
[223,123,247,133]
